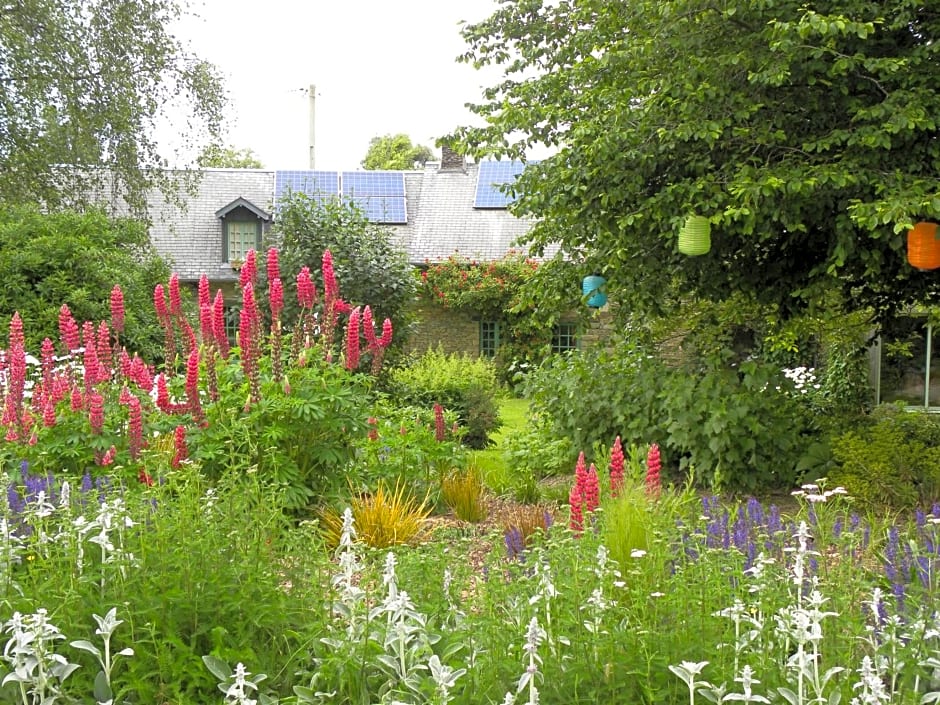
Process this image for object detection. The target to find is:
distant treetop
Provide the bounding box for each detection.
[361,134,435,171]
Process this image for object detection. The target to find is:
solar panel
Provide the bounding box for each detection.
[341,171,405,198]
[274,171,340,203]
[473,160,529,209]
[273,170,407,224]
[349,196,407,224]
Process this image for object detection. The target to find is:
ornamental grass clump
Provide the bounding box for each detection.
[321,481,431,549]
[441,466,487,523]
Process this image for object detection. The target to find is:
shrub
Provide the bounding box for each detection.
[524,341,814,493]
[830,404,940,507]
[386,347,501,448]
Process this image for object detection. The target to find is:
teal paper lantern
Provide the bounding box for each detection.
[679,215,711,256]
[582,274,607,308]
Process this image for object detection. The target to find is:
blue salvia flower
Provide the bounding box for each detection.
[746,497,764,525]
[833,516,843,540]
[884,527,900,584]
[915,556,931,589]
[892,581,906,615]
[766,505,783,534]
[80,471,93,495]
[917,510,927,529]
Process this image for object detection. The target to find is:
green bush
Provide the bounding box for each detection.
[386,347,501,449]
[523,341,814,493]
[830,404,940,507]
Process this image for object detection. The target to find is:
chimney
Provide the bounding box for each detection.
[440,143,466,172]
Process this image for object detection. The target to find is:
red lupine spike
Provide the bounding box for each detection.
[345,307,361,371]
[646,443,662,500]
[379,318,393,348]
[266,247,280,283]
[168,274,182,316]
[153,284,168,319]
[609,435,625,498]
[110,285,125,334]
[198,274,211,310]
[269,277,283,319]
[58,304,80,354]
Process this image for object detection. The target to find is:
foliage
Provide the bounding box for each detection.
[441,467,487,523]
[830,403,940,507]
[503,421,573,480]
[0,0,225,213]
[320,481,432,549]
[420,253,577,379]
[361,133,434,171]
[0,206,170,359]
[524,341,814,493]
[273,191,416,343]
[197,144,265,169]
[349,403,465,499]
[450,0,940,323]
[0,466,323,704]
[387,348,502,449]
[190,355,372,511]
[500,503,554,556]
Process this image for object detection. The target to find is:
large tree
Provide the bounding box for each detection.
[197,144,264,169]
[361,134,435,171]
[0,0,226,213]
[451,0,940,322]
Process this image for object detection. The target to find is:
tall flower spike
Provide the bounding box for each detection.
[110,285,125,334]
[609,436,625,498]
[322,249,338,302]
[212,290,230,358]
[197,274,211,310]
[569,484,584,537]
[362,306,377,347]
[239,249,257,290]
[433,403,446,442]
[646,443,662,499]
[172,425,188,468]
[296,266,315,309]
[269,277,283,319]
[345,307,361,371]
[584,463,600,513]
[266,247,280,283]
[168,274,182,316]
[58,304,80,354]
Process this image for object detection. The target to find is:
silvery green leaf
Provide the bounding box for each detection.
[70,639,101,658]
[517,670,533,692]
[201,654,232,681]
[116,647,133,657]
[827,689,841,705]
[921,692,940,705]
[778,686,799,705]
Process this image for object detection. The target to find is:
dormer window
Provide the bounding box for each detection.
[215,198,271,266]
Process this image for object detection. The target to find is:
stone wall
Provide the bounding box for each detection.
[404,303,480,356]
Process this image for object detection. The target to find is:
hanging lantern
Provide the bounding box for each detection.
[582,274,607,308]
[907,221,940,270]
[678,215,711,256]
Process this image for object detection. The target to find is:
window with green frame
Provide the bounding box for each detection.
[224,219,262,264]
[480,320,501,357]
[551,322,578,354]
[876,316,940,408]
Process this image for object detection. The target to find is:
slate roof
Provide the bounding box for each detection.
[140,161,538,282]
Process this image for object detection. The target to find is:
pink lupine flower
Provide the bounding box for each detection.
[40,336,55,393]
[153,284,168,319]
[239,249,257,290]
[82,322,100,391]
[362,306,377,347]
[126,396,143,460]
[574,451,589,498]
[168,274,182,316]
[379,318,393,348]
[99,445,116,466]
[322,249,338,302]
[138,469,154,487]
[42,399,56,428]
[584,463,600,513]
[367,417,378,441]
[345,307,361,371]
[199,303,214,344]
[88,390,104,435]
[296,266,316,308]
[646,443,662,500]
[185,347,202,422]
[269,277,283,319]
[198,274,211,310]
[58,304,80,354]
[569,484,584,536]
[433,403,446,442]
[239,283,262,404]
[266,247,280,283]
[212,290,230,358]
[156,374,172,413]
[70,386,83,412]
[110,285,125,334]
[172,425,188,468]
[609,436,625,498]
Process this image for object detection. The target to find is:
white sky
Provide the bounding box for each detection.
[169,0,502,170]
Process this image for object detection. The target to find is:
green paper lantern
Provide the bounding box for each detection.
[679,215,711,256]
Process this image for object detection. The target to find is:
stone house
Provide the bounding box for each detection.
[136,146,600,358]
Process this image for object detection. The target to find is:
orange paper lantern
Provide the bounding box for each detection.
[907,221,940,270]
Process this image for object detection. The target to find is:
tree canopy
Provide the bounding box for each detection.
[197,144,265,169]
[0,207,171,359]
[361,134,435,171]
[273,192,416,339]
[451,0,940,322]
[0,0,226,213]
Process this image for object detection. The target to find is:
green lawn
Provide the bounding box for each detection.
[470,396,531,496]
